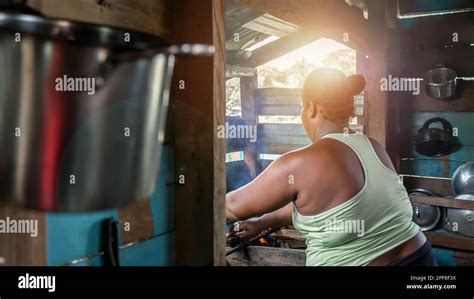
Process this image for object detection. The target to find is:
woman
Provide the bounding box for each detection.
[226,68,437,266]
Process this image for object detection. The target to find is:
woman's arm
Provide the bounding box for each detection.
[259,202,293,228]
[226,152,299,222]
[230,203,294,240]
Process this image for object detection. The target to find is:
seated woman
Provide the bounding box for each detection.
[225,68,437,266]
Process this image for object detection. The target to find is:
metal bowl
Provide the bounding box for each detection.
[447,194,474,237]
[451,161,474,195]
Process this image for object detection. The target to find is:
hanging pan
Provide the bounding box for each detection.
[425,64,474,100]
[415,117,454,157]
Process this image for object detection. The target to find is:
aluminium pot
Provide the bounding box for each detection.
[409,189,446,231]
[451,161,474,195]
[425,64,474,100]
[425,65,457,100]
[447,194,474,237]
[0,13,213,212]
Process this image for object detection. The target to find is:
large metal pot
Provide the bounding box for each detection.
[0,13,213,211]
[409,189,446,231]
[425,65,457,100]
[447,194,474,237]
[451,161,474,195]
[425,64,474,100]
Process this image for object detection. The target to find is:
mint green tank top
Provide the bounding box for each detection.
[292,133,420,266]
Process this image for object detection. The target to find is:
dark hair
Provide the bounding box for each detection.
[302,68,365,123]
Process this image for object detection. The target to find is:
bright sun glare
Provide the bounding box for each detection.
[260,37,353,71]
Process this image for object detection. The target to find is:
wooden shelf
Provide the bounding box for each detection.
[425,231,474,252]
[409,195,474,210]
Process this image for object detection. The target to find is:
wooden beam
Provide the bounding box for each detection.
[172,0,226,266]
[410,195,474,210]
[403,175,453,197]
[365,0,388,147]
[226,246,306,266]
[213,0,227,267]
[26,0,173,37]
[240,76,259,177]
[238,0,368,51]
[249,29,321,66]
[426,231,474,252]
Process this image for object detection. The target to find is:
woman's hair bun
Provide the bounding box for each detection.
[346,74,366,96]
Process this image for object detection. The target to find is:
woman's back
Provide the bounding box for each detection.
[291,133,420,266]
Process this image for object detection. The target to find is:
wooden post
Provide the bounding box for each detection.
[172,0,226,266]
[365,0,388,147]
[240,75,259,177]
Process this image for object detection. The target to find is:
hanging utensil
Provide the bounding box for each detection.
[447,194,474,238]
[425,64,474,100]
[415,117,454,157]
[451,161,474,195]
[409,189,446,231]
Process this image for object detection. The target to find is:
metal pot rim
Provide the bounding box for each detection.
[0,12,169,50]
[452,162,474,195]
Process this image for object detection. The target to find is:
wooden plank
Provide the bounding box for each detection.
[226,246,306,266]
[413,85,474,112]
[403,175,453,197]
[275,229,307,249]
[259,106,301,116]
[258,123,307,136]
[255,88,301,115]
[409,195,474,210]
[398,13,474,50]
[240,29,322,67]
[0,203,47,266]
[425,231,474,252]
[213,0,227,267]
[454,250,474,266]
[365,0,388,148]
[238,0,368,51]
[173,0,226,266]
[274,229,306,241]
[241,76,259,177]
[26,0,173,37]
[259,136,310,147]
[117,201,154,245]
[256,88,301,106]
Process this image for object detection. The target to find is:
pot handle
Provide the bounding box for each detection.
[421,117,453,134]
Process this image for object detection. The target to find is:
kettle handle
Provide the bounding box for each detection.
[421,117,453,134]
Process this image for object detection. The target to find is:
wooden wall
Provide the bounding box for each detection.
[388,9,474,265]
[172,0,226,266]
